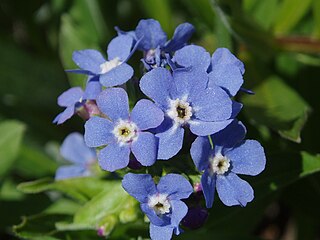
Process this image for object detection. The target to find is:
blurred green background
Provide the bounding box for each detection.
[0,0,320,239]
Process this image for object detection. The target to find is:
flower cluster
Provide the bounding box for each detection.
[54,19,266,240]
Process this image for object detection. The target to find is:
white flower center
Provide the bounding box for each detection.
[148,193,171,215]
[209,153,230,175]
[100,57,122,74]
[167,98,193,124]
[112,119,138,145]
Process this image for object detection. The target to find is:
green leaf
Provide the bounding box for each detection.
[313,0,320,38]
[300,151,320,177]
[0,120,25,179]
[248,0,279,30]
[17,177,108,203]
[73,181,138,228]
[273,0,313,35]
[242,76,310,142]
[59,0,109,87]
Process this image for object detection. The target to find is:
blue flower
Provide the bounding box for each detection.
[140,67,236,160]
[84,88,164,172]
[173,45,245,97]
[68,35,135,87]
[122,173,193,240]
[53,77,102,124]
[190,120,266,208]
[117,19,194,69]
[55,132,97,180]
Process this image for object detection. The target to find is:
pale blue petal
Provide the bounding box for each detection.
[212,120,246,149]
[216,172,254,207]
[72,49,106,74]
[170,200,188,228]
[96,88,129,121]
[131,132,157,166]
[84,116,114,147]
[135,19,167,51]
[65,69,94,75]
[57,87,83,107]
[189,119,233,136]
[173,68,208,99]
[107,35,133,61]
[54,106,75,125]
[98,143,130,172]
[157,174,193,200]
[192,86,232,121]
[150,224,174,240]
[83,77,102,100]
[130,99,164,130]
[163,23,195,52]
[140,68,176,108]
[122,173,157,203]
[99,63,133,87]
[55,165,89,180]
[173,45,211,72]
[156,125,184,160]
[212,48,245,74]
[226,140,266,176]
[60,132,96,164]
[201,170,216,208]
[190,136,211,171]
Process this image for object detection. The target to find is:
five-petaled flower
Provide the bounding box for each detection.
[190,120,266,208]
[122,173,193,240]
[84,87,164,172]
[55,132,97,180]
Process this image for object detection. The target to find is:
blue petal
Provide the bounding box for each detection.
[216,172,254,207]
[190,136,211,171]
[141,203,170,226]
[60,132,96,164]
[173,45,211,72]
[131,99,164,130]
[83,77,102,100]
[84,116,114,147]
[173,68,208,99]
[140,68,176,108]
[156,125,184,160]
[170,200,189,228]
[212,120,246,149]
[57,87,83,107]
[96,88,129,121]
[192,86,232,121]
[226,140,266,176]
[72,49,106,74]
[135,19,167,51]
[189,119,233,136]
[54,106,75,125]
[55,165,89,180]
[99,63,133,87]
[211,48,245,74]
[201,170,216,208]
[98,143,130,172]
[231,101,243,118]
[107,35,133,62]
[131,132,157,166]
[208,64,243,97]
[150,224,174,240]
[65,69,94,75]
[163,23,195,52]
[157,174,193,200]
[122,173,157,203]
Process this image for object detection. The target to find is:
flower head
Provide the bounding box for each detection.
[55,132,97,180]
[190,120,266,208]
[68,35,135,87]
[140,66,236,159]
[122,173,193,240]
[84,88,164,172]
[53,77,102,124]
[117,19,195,70]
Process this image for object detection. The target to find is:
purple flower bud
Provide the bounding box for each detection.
[97,226,105,237]
[128,156,143,170]
[181,206,208,229]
